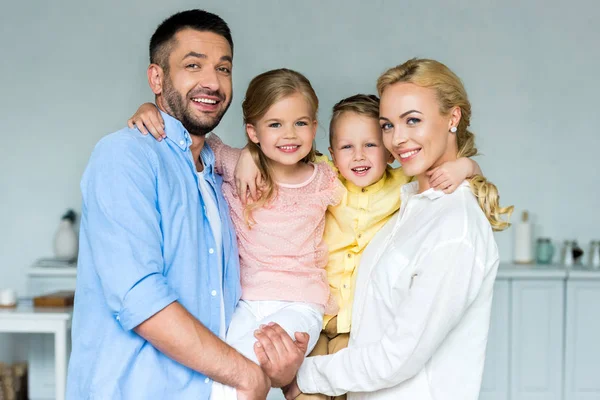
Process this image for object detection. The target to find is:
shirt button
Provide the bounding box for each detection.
[362,188,367,193]
[343,284,348,289]
[347,253,352,258]
[205,377,210,384]
[179,140,185,146]
[357,233,362,239]
[209,248,215,254]
[211,290,217,296]
[116,315,120,321]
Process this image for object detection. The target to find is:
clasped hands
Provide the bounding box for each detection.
[253,322,309,399]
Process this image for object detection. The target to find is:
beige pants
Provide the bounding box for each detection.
[295,316,349,400]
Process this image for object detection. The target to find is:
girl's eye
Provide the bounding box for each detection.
[365,143,377,147]
[295,121,308,126]
[268,122,281,128]
[381,123,393,131]
[407,117,421,125]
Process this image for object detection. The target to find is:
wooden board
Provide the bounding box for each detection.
[33,291,75,307]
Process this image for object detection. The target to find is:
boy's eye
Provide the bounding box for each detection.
[407,117,421,125]
[381,123,393,131]
[268,122,281,128]
[340,144,352,150]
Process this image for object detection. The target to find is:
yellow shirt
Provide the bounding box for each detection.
[321,157,412,333]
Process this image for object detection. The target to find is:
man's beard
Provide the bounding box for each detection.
[163,76,230,137]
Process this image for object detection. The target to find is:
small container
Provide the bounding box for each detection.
[536,238,554,265]
[562,240,574,267]
[589,241,600,269]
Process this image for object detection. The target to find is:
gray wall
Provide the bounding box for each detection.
[1,0,599,295]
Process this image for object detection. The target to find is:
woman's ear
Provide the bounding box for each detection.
[147,64,164,95]
[386,151,395,164]
[449,106,462,131]
[246,124,260,144]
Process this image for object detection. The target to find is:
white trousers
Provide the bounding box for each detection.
[210,299,324,400]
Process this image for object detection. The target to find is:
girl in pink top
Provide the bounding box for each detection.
[130,68,343,399]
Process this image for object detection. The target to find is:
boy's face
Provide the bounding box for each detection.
[329,112,393,188]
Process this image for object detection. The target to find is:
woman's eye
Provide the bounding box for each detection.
[268,122,281,128]
[407,117,421,125]
[381,123,393,131]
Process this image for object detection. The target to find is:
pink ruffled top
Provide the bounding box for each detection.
[208,135,343,314]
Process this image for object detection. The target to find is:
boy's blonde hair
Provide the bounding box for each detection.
[242,68,318,225]
[377,58,513,231]
[328,94,380,146]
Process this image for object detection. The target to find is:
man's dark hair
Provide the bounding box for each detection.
[149,9,233,71]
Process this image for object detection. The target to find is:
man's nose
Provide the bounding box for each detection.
[199,68,220,92]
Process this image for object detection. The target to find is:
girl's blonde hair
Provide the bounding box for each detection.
[329,94,380,146]
[242,68,318,225]
[377,58,513,231]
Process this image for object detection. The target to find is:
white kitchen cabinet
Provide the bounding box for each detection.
[480,280,511,400]
[564,273,600,400]
[510,279,564,400]
[26,266,76,400]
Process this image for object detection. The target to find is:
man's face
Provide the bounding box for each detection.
[159,29,233,136]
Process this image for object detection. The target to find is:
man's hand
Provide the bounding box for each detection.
[236,363,271,400]
[253,323,309,388]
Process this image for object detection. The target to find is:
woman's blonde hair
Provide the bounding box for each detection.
[329,94,380,146]
[377,58,513,231]
[242,68,318,225]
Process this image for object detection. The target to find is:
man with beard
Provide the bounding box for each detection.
[66,10,270,400]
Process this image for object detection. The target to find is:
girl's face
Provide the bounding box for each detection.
[246,93,317,168]
[379,82,460,181]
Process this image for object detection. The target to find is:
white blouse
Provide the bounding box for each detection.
[297,181,500,400]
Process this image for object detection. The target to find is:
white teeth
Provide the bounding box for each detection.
[352,167,370,172]
[192,98,217,104]
[279,145,298,150]
[400,150,419,159]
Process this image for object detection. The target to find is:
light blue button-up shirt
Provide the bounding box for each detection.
[67,112,241,399]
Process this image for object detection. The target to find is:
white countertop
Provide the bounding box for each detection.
[0,300,72,320]
[497,262,600,279]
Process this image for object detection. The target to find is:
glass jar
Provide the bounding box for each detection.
[536,238,554,265]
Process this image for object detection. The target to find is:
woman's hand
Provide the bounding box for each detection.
[127,103,166,141]
[427,158,482,194]
[283,378,302,400]
[234,146,264,204]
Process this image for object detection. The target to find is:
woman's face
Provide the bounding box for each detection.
[379,82,459,179]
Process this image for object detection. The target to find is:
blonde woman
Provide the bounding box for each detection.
[253,58,513,400]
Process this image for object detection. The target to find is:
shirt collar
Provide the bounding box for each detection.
[161,110,192,151]
[343,165,393,195]
[401,180,470,202]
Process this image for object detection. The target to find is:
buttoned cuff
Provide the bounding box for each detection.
[117,273,179,331]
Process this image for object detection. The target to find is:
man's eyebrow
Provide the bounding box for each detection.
[182,52,207,60]
[182,52,232,63]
